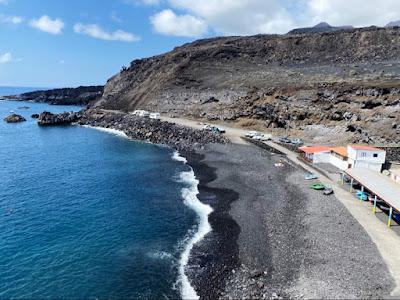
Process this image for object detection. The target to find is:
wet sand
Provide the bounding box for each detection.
[186,143,394,299]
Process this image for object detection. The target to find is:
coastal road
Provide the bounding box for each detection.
[160,116,255,145]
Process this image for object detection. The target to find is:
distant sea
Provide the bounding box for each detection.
[0,88,208,299]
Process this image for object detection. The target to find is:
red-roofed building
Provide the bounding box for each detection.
[299,146,331,163]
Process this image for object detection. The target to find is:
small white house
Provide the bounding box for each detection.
[299,146,331,163]
[347,145,386,172]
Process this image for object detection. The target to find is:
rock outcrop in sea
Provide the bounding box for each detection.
[4,114,26,123]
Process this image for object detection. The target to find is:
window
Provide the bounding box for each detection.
[361,152,367,157]
[373,153,378,158]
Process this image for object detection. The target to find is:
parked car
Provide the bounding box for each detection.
[204,124,225,134]
[279,137,291,144]
[291,138,304,146]
[323,188,334,195]
[149,113,160,120]
[245,131,259,138]
[305,173,318,180]
[215,126,226,133]
[252,133,272,141]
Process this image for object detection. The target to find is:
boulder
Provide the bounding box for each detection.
[4,114,26,123]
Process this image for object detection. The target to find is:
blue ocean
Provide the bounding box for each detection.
[0,89,210,299]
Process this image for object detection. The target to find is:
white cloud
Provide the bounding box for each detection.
[29,15,64,34]
[305,0,400,27]
[146,0,400,37]
[0,14,24,24]
[166,0,295,35]
[150,9,207,37]
[0,52,12,63]
[73,23,140,42]
[0,52,22,64]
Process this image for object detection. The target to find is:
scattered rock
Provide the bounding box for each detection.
[4,114,26,123]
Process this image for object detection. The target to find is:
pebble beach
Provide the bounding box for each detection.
[187,143,394,299]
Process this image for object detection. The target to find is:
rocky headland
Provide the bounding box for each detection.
[2,86,104,106]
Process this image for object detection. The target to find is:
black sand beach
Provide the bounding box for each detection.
[187,143,394,299]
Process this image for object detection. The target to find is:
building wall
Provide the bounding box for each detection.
[351,161,383,172]
[347,147,386,163]
[313,152,331,163]
[347,146,385,172]
[329,155,349,170]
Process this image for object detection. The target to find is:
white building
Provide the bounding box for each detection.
[299,146,331,163]
[347,145,386,172]
[330,147,350,170]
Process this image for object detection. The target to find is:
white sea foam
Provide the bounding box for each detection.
[173,151,213,300]
[172,151,187,164]
[82,125,129,138]
[147,250,173,260]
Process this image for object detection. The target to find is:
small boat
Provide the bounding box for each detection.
[356,191,368,201]
[305,173,318,180]
[310,183,325,190]
[323,188,334,195]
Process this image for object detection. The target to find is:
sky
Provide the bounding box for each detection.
[1,0,400,88]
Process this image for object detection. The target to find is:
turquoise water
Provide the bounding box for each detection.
[0,99,198,299]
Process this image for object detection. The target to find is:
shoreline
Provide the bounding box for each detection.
[172,151,213,300]
[80,124,220,299]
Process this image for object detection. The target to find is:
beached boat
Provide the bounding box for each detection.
[356,191,368,201]
[305,173,318,180]
[310,183,325,190]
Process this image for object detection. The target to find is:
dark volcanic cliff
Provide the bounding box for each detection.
[95,27,400,146]
[7,86,104,105]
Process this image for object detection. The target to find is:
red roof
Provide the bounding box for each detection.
[349,145,383,151]
[299,146,331,154]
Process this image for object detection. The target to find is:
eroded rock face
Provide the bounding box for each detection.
[4,114,26,123]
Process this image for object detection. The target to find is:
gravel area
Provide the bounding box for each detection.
[190,143,394,299]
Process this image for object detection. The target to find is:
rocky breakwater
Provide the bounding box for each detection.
[78,109,229,151]
[37,111,80,126]
[4,114,26,123]
[36,109,229,151]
